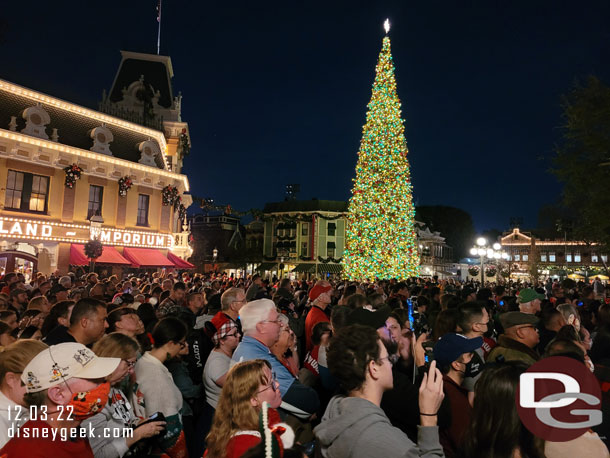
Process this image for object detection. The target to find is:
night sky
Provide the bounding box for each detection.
[3,1,610,231]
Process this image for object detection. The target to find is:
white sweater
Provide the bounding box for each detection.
[0,390,28,448]
[134,352,183,419]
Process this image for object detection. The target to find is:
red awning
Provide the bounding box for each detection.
[70,244,131,266]
[122,247,175,268]
[167,252,195,269]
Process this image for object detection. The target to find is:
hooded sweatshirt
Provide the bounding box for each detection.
[314,395,444,458]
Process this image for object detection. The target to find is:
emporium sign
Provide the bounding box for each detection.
[0,216,173,249]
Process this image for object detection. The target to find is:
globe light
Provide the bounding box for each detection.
[477,248,486,256]
[476,237,487,247]
[493,243,501,250]
[486,249,494,258]
[494,252,501,259]
[502,252,509,259]
[470,247,478,256]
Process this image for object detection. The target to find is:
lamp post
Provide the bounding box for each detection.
[470,237,508,286]
[213,247,218,273]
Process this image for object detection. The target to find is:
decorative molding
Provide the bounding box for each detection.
[21,105,50,140]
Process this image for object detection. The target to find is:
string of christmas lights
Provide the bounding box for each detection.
[343,33,420,280]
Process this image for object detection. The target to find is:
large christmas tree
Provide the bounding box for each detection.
[343,24,420,280]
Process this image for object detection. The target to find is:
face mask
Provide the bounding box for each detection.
[67,381,111,420]
[484,319,496,339]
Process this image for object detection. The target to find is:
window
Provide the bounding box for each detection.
[301,242,308,257]
[514,254,520,261]
[602,254,608,263]
[4,170,49,213]
[137,194,150,226]
[87,185,104,219]
[574,251,581,263]
[302,223,309,236]
[549,252,556,262]
[327,222,336,237]
[541,253,547,262]
[592,253,599,263]
[522,252,529,261]
[327,242,336,258]
[566,252,572,263]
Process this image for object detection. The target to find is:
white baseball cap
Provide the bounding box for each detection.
[22,342,120,393]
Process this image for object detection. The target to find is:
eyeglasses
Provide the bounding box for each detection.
[122,359,137,368]
[257,373,279,394]
[517,325,538,332]
[177,340,187,349]
[377,356,394,366]
[261,319,283,326]
[225,331,240,338]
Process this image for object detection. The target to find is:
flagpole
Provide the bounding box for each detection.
[156,0,162,55]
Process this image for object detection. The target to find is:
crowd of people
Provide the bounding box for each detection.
[0,268,608,457]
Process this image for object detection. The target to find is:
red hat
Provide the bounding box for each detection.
[309,283,332,301]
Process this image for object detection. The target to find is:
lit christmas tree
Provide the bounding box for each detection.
[343,20,420,280]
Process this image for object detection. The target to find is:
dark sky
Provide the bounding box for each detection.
[3,1,610,231]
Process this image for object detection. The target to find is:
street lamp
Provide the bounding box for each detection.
[212,247,218,273]
[470,237,507,285]
[89,214,104,241]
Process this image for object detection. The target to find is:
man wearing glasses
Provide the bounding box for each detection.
[486,312,540,366]
[232,299,320,418]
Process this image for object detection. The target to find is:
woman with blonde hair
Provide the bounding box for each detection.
[0,339,47,447]
[206,359,283,458]
[83,332,165,457]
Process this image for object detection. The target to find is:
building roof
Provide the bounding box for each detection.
[263,199,348,214]
[109,51,174,109]
[0,79,167,169]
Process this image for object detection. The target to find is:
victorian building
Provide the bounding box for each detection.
[0,51,193,277]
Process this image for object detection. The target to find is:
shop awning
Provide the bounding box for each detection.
[255,262,276,272]
[69,244,131,266]
[317,263,343,273]
[292,264,316,273]
[122,247,175,268]
[167,252,195,269]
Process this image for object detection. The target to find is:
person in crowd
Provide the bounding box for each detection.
[556,303,581,331]
[44,298,108,346]
[18,324,43,340]
[219,287,246,329]
[9,289,28,315]
[271,314,299,377]
[433,333,482,457]
[0,323,16,349]
[384,309,413,373]
[346,294,368,309]
[536,308,567,354]
[58,275,72,290]
[314,324,445,457]
[27,296,51,314]
[486,312,540,365]
[205,359,284,458]
[107,306,145,339]
[134,317,188,458]
[305,281,332,351]
[0,311,18,331]
[0,273,18,295]
[456,302,490,403]
[232,299,320,417]
[246,274,264,301]
[517,288,543,315]
[0,339,48,447]
[431,309,458,342]
[458,363,546,458]
[300,321,332,388]
[41,300,75,340]
[83,333,166,458]
[0,342,120,456]
[49,283,70,303]
[158,282,187,317]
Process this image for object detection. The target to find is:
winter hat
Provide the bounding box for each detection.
[258,401,295,458]
[308,283,332,302]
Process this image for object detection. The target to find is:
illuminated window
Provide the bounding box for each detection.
[137,194,150,226]
[549,252,556,262]
[566,253,572,263]
[4,170,49,213]
[302,223,309,236]
[87,185,104,219]
[574,251,581,262]
[602,254,608,263]
[592,253,599,263]
[541,253,547,262]
[514,254,520,261]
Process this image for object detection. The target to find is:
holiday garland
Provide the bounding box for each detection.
[118,176,133,197]
[64,164,82,188]
[179,128,190,157]
[84,239,103,259]
[162,185,180,206]
[178,203,187,222]
[318,256,343,264]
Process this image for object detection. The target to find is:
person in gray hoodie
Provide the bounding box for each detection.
[314,324,445,458]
